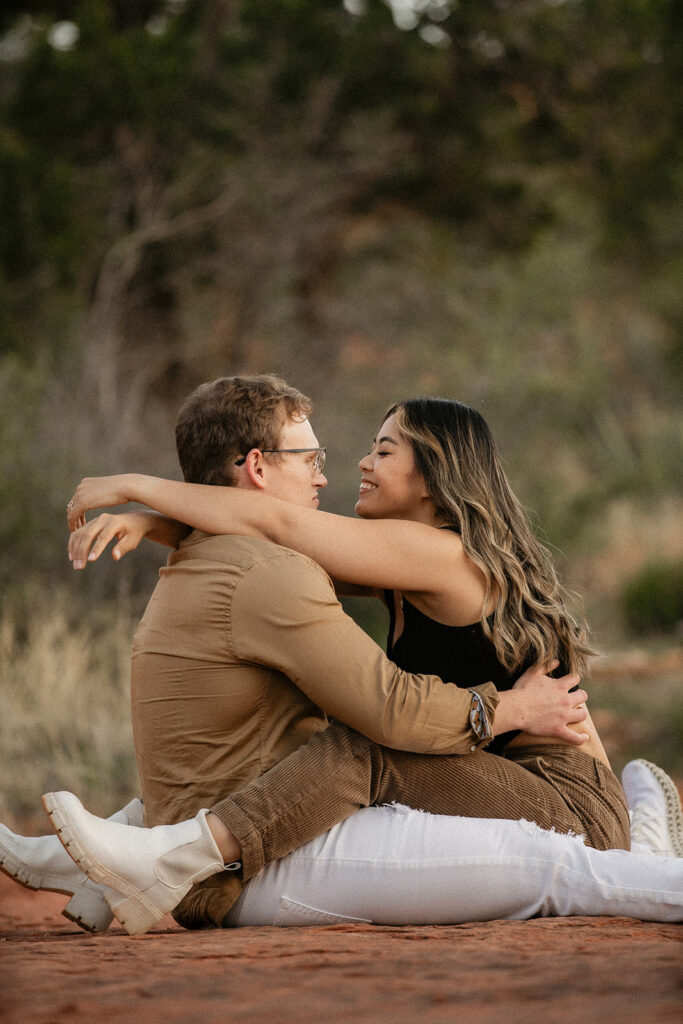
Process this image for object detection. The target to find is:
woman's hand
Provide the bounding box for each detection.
[496,661,589,744]
[67,474,139,530]
[68,510,187,569]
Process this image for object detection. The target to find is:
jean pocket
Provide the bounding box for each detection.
[274,896,372,927]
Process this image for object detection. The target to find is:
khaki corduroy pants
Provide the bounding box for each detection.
[211,722,630,880]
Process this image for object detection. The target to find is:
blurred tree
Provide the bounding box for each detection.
[0,0,680,614]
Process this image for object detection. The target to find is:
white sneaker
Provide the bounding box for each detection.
[621,759,683,857]
[43,791,226,936]
[0,797,144,932]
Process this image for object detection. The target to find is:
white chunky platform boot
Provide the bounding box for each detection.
[43,791,227,935]
[0,797,144,931]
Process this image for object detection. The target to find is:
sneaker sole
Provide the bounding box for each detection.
[634,759,683,857]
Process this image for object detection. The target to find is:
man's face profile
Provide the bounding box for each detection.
[254,415,327,508]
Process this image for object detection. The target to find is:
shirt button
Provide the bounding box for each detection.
[470,744,477,752]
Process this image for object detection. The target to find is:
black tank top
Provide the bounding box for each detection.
[385,592,525,752]
[383,529,573,750]
[386,594,518,691]
[385,592,574,752]
[384,526,523,689]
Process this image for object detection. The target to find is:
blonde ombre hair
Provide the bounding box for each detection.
[386,398,594,675]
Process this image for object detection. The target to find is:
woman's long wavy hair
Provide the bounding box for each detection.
[386,398,594,675]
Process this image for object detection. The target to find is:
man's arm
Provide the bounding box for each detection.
[231,550,587,756]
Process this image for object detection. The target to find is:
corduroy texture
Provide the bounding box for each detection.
[211,722,630,879]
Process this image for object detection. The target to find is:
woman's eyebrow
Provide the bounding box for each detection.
[374,435,399,446]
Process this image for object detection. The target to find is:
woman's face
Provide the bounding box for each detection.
[355,414,435,523]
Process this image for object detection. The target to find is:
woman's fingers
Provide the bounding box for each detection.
[66,476,131,528]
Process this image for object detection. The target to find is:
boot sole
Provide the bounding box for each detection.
[0,843,73,897]
[0,834,113,933]
[42,793,168,936]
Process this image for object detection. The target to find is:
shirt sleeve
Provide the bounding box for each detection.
[230,549,499,755]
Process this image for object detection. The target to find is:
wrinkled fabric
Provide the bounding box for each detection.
[131,531,498,827]
[212,732,630,878]
[223,805,682,926]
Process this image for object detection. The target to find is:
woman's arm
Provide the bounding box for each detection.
[67,473,485,613]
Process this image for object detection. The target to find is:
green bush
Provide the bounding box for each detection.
[622,562,683,635]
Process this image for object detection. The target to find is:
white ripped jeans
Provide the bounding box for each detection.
[224,804,683,927]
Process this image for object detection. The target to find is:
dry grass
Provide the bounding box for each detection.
[0,589,138,831]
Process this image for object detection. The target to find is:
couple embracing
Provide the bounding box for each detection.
[2,375,682,932]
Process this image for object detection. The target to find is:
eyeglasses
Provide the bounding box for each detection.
[234,447,327,473]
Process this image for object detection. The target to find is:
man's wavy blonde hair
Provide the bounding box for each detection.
[386,397,594,675]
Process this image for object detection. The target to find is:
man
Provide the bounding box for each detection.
[3,376,681,933]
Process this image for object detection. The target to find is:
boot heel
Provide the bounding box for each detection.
[104,885,179,936]
[63,885,114,933]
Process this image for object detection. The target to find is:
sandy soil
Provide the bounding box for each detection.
[1,874,680,1024]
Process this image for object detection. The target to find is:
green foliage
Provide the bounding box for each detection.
[0,1,680,820]
[2,0,681,281]
[0,0,680,631]
[622,563,683,635]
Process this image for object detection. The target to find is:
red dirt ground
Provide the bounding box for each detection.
[1,874,680,1024]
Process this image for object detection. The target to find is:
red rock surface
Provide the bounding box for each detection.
[1,874,680,1024]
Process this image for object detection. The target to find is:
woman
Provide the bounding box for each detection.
[49,396,680,933]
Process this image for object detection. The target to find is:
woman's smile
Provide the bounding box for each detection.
[354,414,433,522]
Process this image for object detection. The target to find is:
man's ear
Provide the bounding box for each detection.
[242,449,268,490]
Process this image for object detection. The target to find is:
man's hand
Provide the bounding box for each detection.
[494,660,589,745]
[69,511,153,569]
[68,510,189,569]
[67,475,138,530]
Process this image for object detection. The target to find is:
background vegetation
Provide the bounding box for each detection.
[1,0,681,827]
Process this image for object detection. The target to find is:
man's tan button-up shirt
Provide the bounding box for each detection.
[131,532,499,826]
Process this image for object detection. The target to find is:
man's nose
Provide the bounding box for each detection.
[315,472,328,488]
